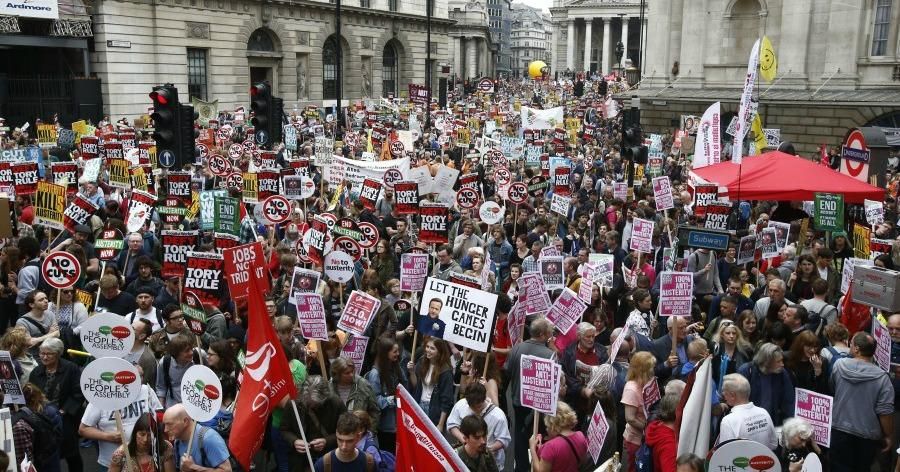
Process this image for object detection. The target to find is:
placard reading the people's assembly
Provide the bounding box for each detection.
[419,277,498,352]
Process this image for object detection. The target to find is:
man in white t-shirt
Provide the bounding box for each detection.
[717,373,778,450]
[78,382,163,470]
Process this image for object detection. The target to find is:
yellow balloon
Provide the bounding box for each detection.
[528,61,548,79]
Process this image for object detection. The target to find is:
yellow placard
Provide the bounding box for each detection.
[853,223,871,259]
[186,191,200,220]
[130,166,149,192]
[34,181,66,229]
[37,124,57,147]
[108,159,131,189]
[242,172,259,203]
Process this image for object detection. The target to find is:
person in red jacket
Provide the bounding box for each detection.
[645,393,679,472]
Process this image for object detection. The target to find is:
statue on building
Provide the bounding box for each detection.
[296,56,308,99]
[362,59,372,97]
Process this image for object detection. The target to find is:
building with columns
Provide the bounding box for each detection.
[509,3,552,77]
[635,0,900,155]
[549,0,646,75]
[449,0,497,80]
[0,0,453,122]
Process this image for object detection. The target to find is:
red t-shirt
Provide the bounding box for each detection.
[493,315,511,367]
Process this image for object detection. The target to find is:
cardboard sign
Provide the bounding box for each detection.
[11,161,38,195]
[419,277,498,352]
[50,162,78,195]
[519,354,561,415]
[0,351,24,405]
[79,357,142,410]
[183,251,225,308]
[814,193,844,231]
[874,319,891,372]
[295,293,328,341]
[794,388,833,447]
[338,290,382,336]
[767,221,791,251]
[305,216,329,265]
[693,184,718,217]
[400,253,429,292]
[630,218,654,253]
[545,288,588,335]
[704,202,731,231]
[78,311,135,358]
[550,194,571,217]
[737,235,757,265]
[865,199,884,226]
[180,365,223,423]
[34,181,65,229]
[340,335,370,375]
[613,182,628,201]
[419,203,449,244]
[586,402,610,464]
[222,241,268,299]
[652,176,674,211]
[642,378,661,415]
[708,440,780,472]
[107,158,130,189]
[518,272,552,315]
[161,230,197,279]
[658,271,693,317]
[289,267,321,304]
[540,256,565,291]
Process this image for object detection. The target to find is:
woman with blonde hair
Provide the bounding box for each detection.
[528,401,587,472]
[622,351,657,472]
[710,321,753,390]
[0,326,37,383]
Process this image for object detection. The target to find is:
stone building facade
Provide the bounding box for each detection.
[448,0,496,80]
[509,3,551,77]
[634,0,900,155]
[548,0,646,75]
[89,0,453,118]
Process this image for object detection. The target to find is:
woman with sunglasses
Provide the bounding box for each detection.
[48,287,89,336]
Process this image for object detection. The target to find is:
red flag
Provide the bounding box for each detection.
[820,144,829,166]
[228,271,298,470]
[395,385,467,472]
[841,281,873,336]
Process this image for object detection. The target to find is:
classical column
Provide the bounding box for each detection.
[566,19,575,71]
[583,18,592,72]
[550,21,559,73]
[601,17,611,74]
[455,37,465,79]
[679,0,704,84]
[621,17,629,67]
[467,38,478,79]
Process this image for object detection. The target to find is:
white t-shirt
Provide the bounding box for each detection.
[717,402,778,451]
[80,385,163,466]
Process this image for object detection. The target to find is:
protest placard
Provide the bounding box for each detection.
[737,235,757,265]
[865,199,884,226]
[62,194,98,234]
[340,335,370,375]
[508,302,526,346]
[767,221,791,251]
[519,354,560,415]
[125,189,157,233]
[577,274,594,305]
[693,183,718,217]
[400,253,429,292]
[359,178,382,212]
[518,272,552,316]
[588,254,615,287]
[586,402,609,464]
[50,162,78,195]
[841,257,872,294]
[613,182,627,201]
[338,291,382,337]
[630,218,654,253]
[794,388,833,447]
[213,196,241,236]
[642,378,661,415]
[546,288,588,335]
[419,203,449,244]
[183,251,225,308]
[222,241,268,299]
[652,176,674,211]
[550,194,571,217]
[704,202,731,231]
[419,277,498,352]
[180,365,223,423]
[295,293,328,341]
[161,230,197,279]
[814,193,843,231]
[213,232,240,253]
[760,227,779,259]
[658,271,693,317]
[79,357,143,410]
[874,319,890,372]
[11,162,38,196]
[540,256,564,291]
[0,351,24,405]
[34,181,65,230]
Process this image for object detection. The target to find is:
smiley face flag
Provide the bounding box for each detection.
[760,36,777,83]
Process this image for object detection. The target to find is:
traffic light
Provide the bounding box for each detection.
[250,81,272,148]
[149,85,179,169]
[622,125,648,165]
[179,104,200,167]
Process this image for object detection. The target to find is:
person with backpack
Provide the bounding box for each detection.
[447,382,511,471]
[642,394,680,472]
[155,334,206,408]
[15,290,59,357]
[314,412,375,472]
[108,414,176,472]
[12,383,63,472]
[29,338,83,472]
[350,411,395,472]
[162,404,231,472]
[528,401,588,472]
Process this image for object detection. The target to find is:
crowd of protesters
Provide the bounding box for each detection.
[0,72,898,472]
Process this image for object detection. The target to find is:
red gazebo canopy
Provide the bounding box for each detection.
[690,151,885,204]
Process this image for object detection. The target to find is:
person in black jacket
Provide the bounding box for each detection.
[29,338,84,472]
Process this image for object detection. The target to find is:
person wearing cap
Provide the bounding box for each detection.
[126,287,164,331]
[49,224,101,277]
[154,275,181,312]
[148,305,198,359]
[125,256,163,298]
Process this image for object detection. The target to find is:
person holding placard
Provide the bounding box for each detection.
[108,414,176,472]
[328,358,381,432]
[364,336,408,452]
[163,404,232,472]
[280,375,347,471]
[30,338,83,472]
[506,318,554,472]
[407,338,454,431]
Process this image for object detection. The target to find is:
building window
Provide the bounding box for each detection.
[388,0,397,11]
[323,36,339,100]
[187,48,208,100]
[872,0,892,56]
[383,43,398,97]
[361,0,370,7]
[247,28,276,52]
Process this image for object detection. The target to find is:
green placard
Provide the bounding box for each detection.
[213,196,241,236]
[814,192,844,231]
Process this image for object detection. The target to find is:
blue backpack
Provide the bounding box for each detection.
[635,441,654,472]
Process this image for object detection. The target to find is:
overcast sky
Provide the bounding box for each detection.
[513,0,552,13]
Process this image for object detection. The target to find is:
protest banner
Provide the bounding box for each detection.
[325,155,410,194]
[221,241,268,299]
[540,256,565,291]
[853,223,871,259]
[183,251,225,308]
[588,253,615,287]
[865,199,884,226]
[400,253,429,292]
[737,235,757,265]
[130,165,152,193]
[11,162,38,196]
[338,291,382,337]
[393,180,420,215]
[125,189,156,233]
[79,357,143,410]
[0,351,24,405]
[545,288,588,335]
[550,194,571,217]
[586,402,610,464]
[814,193,843,231]
[295,293,328,341]
[794,388,833,447]
[630,218,654,253]
[692,183,718,217]
[180,365,224,423]
[419,277,498,352]
[241,171,259,202]
[419,203,449,244]
[50,162,78,195]
[760,227,779,259]
[34,181,65,230]
[704,202,731,231]
[289,267,321,303]
[553,166,571,196]
[340,335,370,375]
[652,176,674,211]
[96,228,124,262]
[213,196,241,236]
[325,250,355,283]
[161,230,197,279]
[577,274,594,305]
[519,354,560,415]
[658,271,693,317]
[78,311,135,358]
[214,232,240,253]
[198,189,226,230]
[517,272,552,315]
[767,221,791,251]
[874,319,890,372]
[257,169,280,202]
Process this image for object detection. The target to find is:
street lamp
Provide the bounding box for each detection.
[615,41,624,74]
